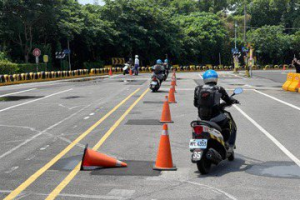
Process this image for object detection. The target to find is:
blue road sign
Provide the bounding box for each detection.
[63,49,71,54]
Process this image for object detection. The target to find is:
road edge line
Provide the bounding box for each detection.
[253,89,300,111]
[233,105,300,167]
[45,88,150,200]
[4,88,140,200]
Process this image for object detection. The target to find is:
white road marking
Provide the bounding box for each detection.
[107,189,135,197]
[198,74,203,79]
[84,116,90,120]
[58,104,81,110]
[254,89,300,111]
[89,113,95,116]
[0,190,123,199]
[5,166,19,174]
[40,145,50,151]
[186,181,237,200]
[0,89,73,113]
[0,104,90,160]
[25,155,36,161]
[0,88,37,98]
[234,105,300,167]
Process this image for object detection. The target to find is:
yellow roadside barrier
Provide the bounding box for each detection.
[288,74,300,92]
[282,73,295,91]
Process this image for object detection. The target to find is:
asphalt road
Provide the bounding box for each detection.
[0,70,300,200]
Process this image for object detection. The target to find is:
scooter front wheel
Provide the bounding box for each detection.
[197,154,211,174]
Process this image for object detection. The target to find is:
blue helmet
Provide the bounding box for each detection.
[156,59,163,64]
[202,70,218,84]
[164,59,169,64]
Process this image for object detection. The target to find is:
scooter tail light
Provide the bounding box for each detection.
[152,77,157,81]
[193,125,209,136]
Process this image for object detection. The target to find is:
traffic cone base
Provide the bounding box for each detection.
[153,124,177,171]
[80,145,127,171]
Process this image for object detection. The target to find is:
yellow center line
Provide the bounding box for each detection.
[45,88,150,200]
[4,88,141,200]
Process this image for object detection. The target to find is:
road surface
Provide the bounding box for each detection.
[0,70,299,200]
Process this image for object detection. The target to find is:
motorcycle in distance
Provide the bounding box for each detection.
[149,74,162,92]
[123,63,131,75]
[189,88,243,174]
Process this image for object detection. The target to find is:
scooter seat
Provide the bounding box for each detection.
[197,121,222,133]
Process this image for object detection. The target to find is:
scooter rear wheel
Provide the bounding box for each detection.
[197,154,211,174]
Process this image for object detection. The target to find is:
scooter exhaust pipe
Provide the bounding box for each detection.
[206,148,222,165]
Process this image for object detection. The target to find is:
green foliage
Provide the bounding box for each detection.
[83,61,105,69]
[16,63,49,73]
[1,0,300,69]
[247,25,293,63]
[174,12,228,64]
[0,60,19,74]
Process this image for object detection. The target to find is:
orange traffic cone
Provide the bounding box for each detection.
[129,68,133,76]
[109,68,113,76]
[171,76,177,87]
[168,85,177,103]
[153,124,177,171]
[283,65,286,70]
[80,145,127,170]
[160,96,173,123]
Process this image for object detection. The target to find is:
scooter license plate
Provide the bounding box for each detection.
[189,139,208,150]
[192,150,202,162]
[151,81,157,85]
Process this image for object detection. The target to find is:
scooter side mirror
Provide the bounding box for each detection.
[233,88,243,95]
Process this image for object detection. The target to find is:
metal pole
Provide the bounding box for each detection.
[219,53,222,65]
[67,40,71,71]
[235,22,237,49]
[244,0,247,43]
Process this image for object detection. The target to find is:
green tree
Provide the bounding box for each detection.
[173,12,228,64]
[247,25,293,64]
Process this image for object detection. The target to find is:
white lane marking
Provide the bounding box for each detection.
[25,155,36,161]
[186,181,237,200]
[5,166,19,174]
[58,104,80,110]
[107,189,135,197]
[198,74,203,79]
[40,145,50,151]
[254,90,300,111]
[0,89,73,113]
[84,116,90,120]
[0,190,122,199]
[0,88,37,98]
[0,104,90,160]
[234,105,300,167]
[89,113,95,116]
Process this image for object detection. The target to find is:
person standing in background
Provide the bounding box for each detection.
[292,56,300,73]
[134,55,139,75]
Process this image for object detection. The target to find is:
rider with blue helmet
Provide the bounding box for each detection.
[194,70,238,147]
[152,59,165,81]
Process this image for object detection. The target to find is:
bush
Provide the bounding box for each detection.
[83,61,104,69]
[16,63,49,73]
[0,60,19,74]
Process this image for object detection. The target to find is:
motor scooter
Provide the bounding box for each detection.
[189,88,243,174]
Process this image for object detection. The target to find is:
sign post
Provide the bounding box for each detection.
[43,55,49,71]
[33,48,41,72]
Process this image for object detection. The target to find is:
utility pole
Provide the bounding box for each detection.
[235,22,237,49]
[67,40,71,71]
[244,0,247,43]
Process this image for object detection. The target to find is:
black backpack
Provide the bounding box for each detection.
[197,85,221,119]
